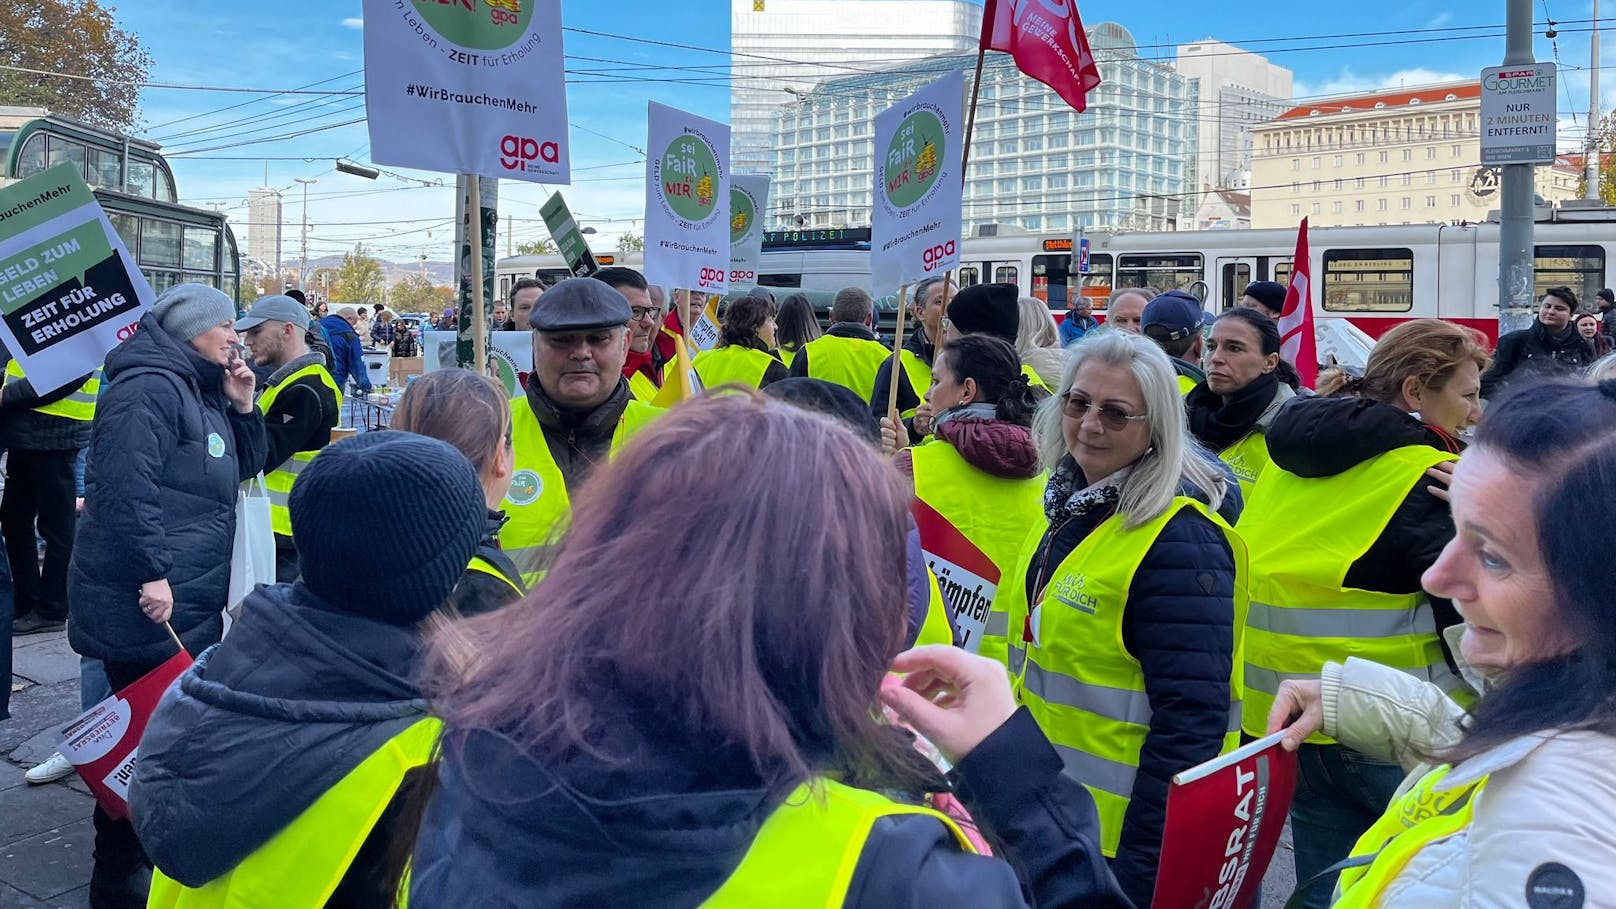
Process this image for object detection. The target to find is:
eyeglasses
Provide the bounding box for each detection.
[630,306,661,321]
[1063,393,1149,431]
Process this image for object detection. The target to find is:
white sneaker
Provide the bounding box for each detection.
[24,752,74,784]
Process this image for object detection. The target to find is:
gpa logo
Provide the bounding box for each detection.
[921,241,956,273]
[505,469,543,506]
[697,267,726,289]
[499,135,560,173]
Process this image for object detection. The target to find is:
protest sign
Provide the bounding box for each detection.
[57,649,193,820]
[0,163,153,394]
[728,175,770,290]
[911,499,1001,652]
[539,192,598,277]
[424,330,531,395]
[1151,732,1298,909]
[644,103,730,294]
[363,0,570,182]
[871,70,965,294]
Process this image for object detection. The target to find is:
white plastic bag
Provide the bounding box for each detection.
[227,474,275,613]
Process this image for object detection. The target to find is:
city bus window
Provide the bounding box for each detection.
[1322,248,1414,312]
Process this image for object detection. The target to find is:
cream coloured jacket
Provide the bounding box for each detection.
[1322,657,1616,907]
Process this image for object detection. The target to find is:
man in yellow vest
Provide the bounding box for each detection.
[505,278,661,582]
[1140,291,1208,395]
[2,357,98,635]
[787,286,891,400]
[237,295,340,582]
[870,274,947,441]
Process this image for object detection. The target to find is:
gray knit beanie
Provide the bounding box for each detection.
[152,283,238,341]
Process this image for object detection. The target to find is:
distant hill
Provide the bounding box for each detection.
[301,254,455,286]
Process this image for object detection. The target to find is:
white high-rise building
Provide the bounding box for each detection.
[247,188,282,274]
[1175,40,1292,199]
[730,0,981,174]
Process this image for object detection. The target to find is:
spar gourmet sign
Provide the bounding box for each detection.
[643,102,731,293]
[363,0,571,182]
[1480,63,1557,166]
[871,69,965,293]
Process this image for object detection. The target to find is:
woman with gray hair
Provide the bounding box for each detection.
[994,330,1245,908]
[1014,295,1066,388]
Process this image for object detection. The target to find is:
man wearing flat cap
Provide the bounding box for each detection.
[502,277,662,583]
[237,295,340,582]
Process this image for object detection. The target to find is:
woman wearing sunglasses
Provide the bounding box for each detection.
[993,330,1244,908]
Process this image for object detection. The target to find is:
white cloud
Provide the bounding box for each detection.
[1294,67,1471,100]
[1427,12,1453,27]
[340,17,363,29]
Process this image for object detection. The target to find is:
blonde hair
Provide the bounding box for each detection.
[1015,296,1060,354]
[1317,319,1488,402]
[1033,331,1226,528]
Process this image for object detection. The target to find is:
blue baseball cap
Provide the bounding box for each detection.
[1140,290,1207,342]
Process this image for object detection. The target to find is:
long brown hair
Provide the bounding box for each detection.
[389,369,510,477]
[1317,318,1488,401]
[423,392,921,794]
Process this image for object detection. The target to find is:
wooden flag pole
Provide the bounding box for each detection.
[960,46,987,180]
[163,621,185,654]
[886,284,911,431]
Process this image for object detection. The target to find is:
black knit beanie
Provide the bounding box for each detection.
[946,283,1020,344]
[290,431,486,624]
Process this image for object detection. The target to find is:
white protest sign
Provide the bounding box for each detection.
[424,330,532,395]
[644,103,730,294]
[363,0,570,182]
[0,164,153,394]
[1480,64,1558,165]
[728,175,770,290]
[871,69,965,294]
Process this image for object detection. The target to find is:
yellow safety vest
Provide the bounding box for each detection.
[1019,363,1050,392]
[777,345,801,371]
[503,397,662,585]
[1238,444,1473,741]
[894,349,933,420]
[627,369,659,402]
[798,333,891,401]
[1000,497,1249,856]
[1177,373,1198,396]
[1332,764,1484,907]
[256,363,341,537]
[909,440,1045,663]
[915,567,954,648]
[465,553,525,600]
[692,345,778,390]
[1218,430,1274,504]
[147,717,440,909]
[703,777,975,906]
[3,359,99,421]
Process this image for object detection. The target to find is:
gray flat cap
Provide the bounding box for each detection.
[529,277,631,332]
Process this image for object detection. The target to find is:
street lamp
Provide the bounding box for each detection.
[294,177,317,289]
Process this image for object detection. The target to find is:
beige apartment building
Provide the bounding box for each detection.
[1249,82,1580,229]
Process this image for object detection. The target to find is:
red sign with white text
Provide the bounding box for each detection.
[57,650,192,820]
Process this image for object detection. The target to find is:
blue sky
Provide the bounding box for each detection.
[110,0,1606,265]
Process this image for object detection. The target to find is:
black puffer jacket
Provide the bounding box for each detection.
[1023,463,1238,908]
[1479,318,1597,398]
[68,313,267,665]
[1263,395,1462,626]
[448,509,526,617]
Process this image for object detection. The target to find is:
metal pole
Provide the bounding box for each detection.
[1589,0,1603,202]
[1497,0,1538,337]
[294,177,316,289]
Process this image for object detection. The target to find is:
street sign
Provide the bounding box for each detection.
[539,192,597,277]
[1077,237,1091,274]
[1480,63,1558,165]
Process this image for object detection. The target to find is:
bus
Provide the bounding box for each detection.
[0,107,242,304]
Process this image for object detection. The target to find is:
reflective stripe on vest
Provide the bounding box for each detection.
[256,364,342,537]
[502,397,662,586]
[1001,497,1249,856]
[897,349,933,420]
[1237,444,1473,741]
[702,777,976,906]
[3,359,100,421]
[798,333,891,401]
[910,440,1045,663]
[465,554,525,599]
[146,717,440,909]
[1332,764,1484,907]
[1218,430,1274,505]
[692,345,778,390]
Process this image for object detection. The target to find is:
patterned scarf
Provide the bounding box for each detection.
[1042,454,1130,525]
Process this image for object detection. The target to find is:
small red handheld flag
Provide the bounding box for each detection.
[57,649,193,820]
[980,0,1104,113]
[1278,218,1319,389]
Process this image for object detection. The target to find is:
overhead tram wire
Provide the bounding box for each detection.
[143,69,365,132]
[153,85,367,143]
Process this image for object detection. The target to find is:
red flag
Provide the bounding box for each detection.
[980,0,1103,113]
[1278,218,1318,389]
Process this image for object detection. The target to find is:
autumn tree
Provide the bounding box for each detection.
[616,231,644,252]
[0,0,152,132]
[1576,110,1616,205]
[391,273,454,313]
[331,243,386,306]
[515,238,557,255]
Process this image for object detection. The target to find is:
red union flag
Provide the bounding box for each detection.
[979,0,1103,113]
[1278,218,1319,388]
[57,649,192,820]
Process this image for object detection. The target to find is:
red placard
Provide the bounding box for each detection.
[56,650,192,820]
[1151,732,1299,909]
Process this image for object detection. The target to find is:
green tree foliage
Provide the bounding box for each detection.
[1576,111,1616,206]
[515,238,557,255]
[391,273,454,313]
[0,0,152,132]
[616,231,644,252]
[331,243,386,306]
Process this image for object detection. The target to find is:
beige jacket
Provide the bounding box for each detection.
[1322,657,1616,907]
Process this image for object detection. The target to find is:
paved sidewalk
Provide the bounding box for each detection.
[2,629,93,908]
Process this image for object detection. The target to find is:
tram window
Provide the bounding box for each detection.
[1082,253,1114,307]
[758,273,802,288]
[958,266,981,287]
[183,227,218,272]
[1534,245,1604,309]
[1322,248,1414,312]
[1117,253,1202,294]
[182,272,218,287]
[46,136,86,179]
[1033,254,1073,308]
[994,265,1019,285]
[127,161,156,199]
[1272,260,1293,286]
[86,148,121,190]
[154,166,176,203]
[141,220,182,268]
[17,134,47,178]
[109,213,139,257]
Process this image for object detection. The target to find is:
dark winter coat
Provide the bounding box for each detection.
[870,324,937,427]
[1479,318,1597,398]
[68,313,267,665]
[1262,394,1463,635]
[519,374,632,491]
[0,369,95,451]
[409,693,1129,908]
[130,583,427,905]
[448,509,526,618]
[1022,466,1238,907]
[320,314,371,394]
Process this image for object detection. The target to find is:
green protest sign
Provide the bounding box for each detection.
[539,192,598,277]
